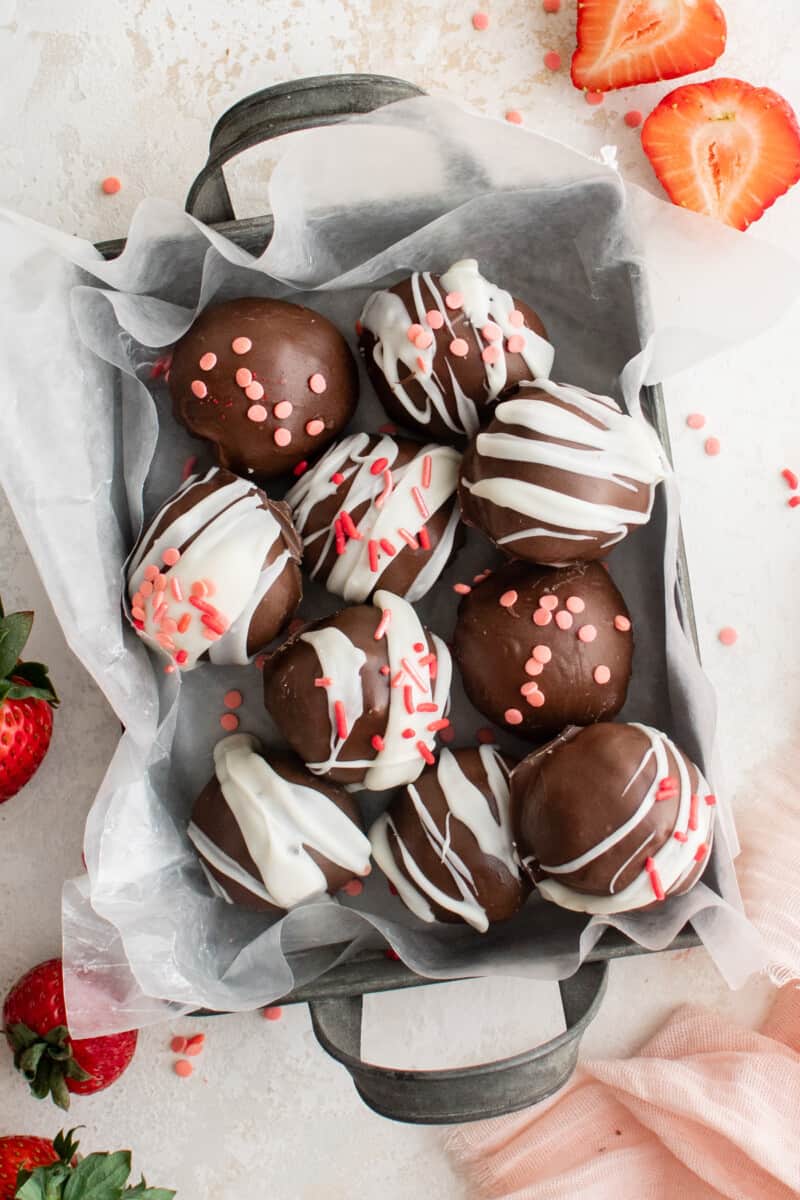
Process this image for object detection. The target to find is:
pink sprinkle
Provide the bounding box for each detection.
[481,322,502,342]
[565,596,585,614]
[412,486,429,518]
[181,455,198,482]
[525,658,544,676]
[131,606,146,621]
[331,471,345,485]
[624,109,644,129]
[507,334,526,354]
[247,404,267,423]
[245,381,265,401]
[162,547,181,567]
[309,373,327,394]
[449,337,469,357]
[314,677,333,688]
[418,526,431,550]
[544,50,562,71]
[368,541,379,573]
[163,663,175,672]
[788,496,800,508]
[614,614,631,632]
[594,665,611,685]
[718,626,738,646]
[235,367,253,388]
[171,1036,188,1053]
[686,412,706,429]
[504,708,523,725]
[417,741,435,765]
[705,794,717,806]
[273,400,293,419]
[526,690,546,708]
[445,292,464,310]
[499,590,518,608]
[190,379,207,398]
[199,352,217,371]
[263,1006,283,1021]
[705,437,721,457]
[185,1033,206,1056]
[175,649,189,665]
[140,573,155,592]
[174,1059,193,1078]
[379,538,396,556]
[376,468,394,508]
[585,90,605,106]
[224,690,243,709]
[555,610,573,630]
[306,419,325,437]
[343,879,364,897]
[203,628,221,642]
[101,175,122,195]
[509,309,525,327]
[472,10,489,30]
[414,329,434,350]
[154,574,167,592]
[273,427,292,446]
[421,454,432,489]
[398,528,419,550]
[177,614,191,634]
[782,467,799,489]
[426,309,444,329]
[520,681,540,696]
[578,624,597,643]
[689,794,700,831]
[374,608,392,640]
[416,355,428,374]
[232,336,252,354]
[532,645,552,664]
[482,345,501,365]
[454,583,472,595]
[191,581,206,597]
[220,713,239,732]
[505,110,523,125]
[334,700,348,740]
[407,323,424,342]
[533,608,552,627]
[372,734,386,751]
[476,727,496,744]
[543,0,560,10]
[540,595,559,611]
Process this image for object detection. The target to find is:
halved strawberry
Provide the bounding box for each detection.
[571,0,727,93]
[642,78,800,230]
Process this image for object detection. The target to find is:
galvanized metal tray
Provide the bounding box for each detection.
[97,74,701,1125]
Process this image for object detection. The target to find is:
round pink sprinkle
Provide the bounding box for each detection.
[504,708,523,725]
[520,681,540,696]
[224,689,243,709]
[274,427,292,447]
[445,292,464,310]
[414,329,434,350]
[199,352,217,371]
[499,590,518,608]
[449,338,469,357]
[235,367,253,388]
[544,50,562,71]
[585,91,605,106]
[509,309,525,327]
[533,608,552,627]
[686,412,706,430]
[718,626,738,646]
[453,583,472,595]
[705,436,721,456]
[273,400,292,419]
[525,658,544,676]
[309,373,327,394]
[143,565,159,582]
[624,110,643,129]
[472,11,489,31]
[139,582,153,599]
[543,0,560,10]
[306,419,325,437]
[555,610,573,630]
[247,404,267,423]
[526,690,546,708]
[190,379,207,399]
[343,879,364,897]
[565,596,585,614]
[594,665,611,685]
[263,1006,283,1021]
[532,645,552,664]
[220,713,239,731]
[540,594,559,611]
[245,381,264,401]
[232,336,252,354]
[482,345,501,365]
[407,324,424,342]
[426,309,444,329]
[481,322,502,342]
[614,614,632,632]
[578,624,598,643]
[162,547,180,567]
[505,110,523,125]
[507,334,526,354]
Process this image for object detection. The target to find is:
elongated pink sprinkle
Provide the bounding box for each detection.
[372,735,385,752]
[418,526,431,550]
[170,577,183,602]
[404,686,415,715]
[427,719,449,732]
[374,609,392,640]
[417,741,435,764]
[177,613,191,633]
[375,469,394,508]
[689,794,700,831]
[401,657,428,691]
[421,455,432,488]
[314,677,333,688]
[398,528,419,550]
[334,700,348,740]
[368,540,379,572]
[412,487,429,518]
[340,511,363,541]
[454,583,471,595]
[379,538,396,556]
[645,858,665,901]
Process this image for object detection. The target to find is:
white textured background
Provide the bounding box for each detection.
[1,1,798,1196]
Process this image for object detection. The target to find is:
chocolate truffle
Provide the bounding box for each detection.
[286,431,462,602]
[459,380,666,566]
[169,297,358,480]
[512,723,716,913]
[263,590,452,788]
[452,560,633,738]
[358,258,554,443]
[189,734,372,912]
[370,745,530,931]
[127,466,302,671]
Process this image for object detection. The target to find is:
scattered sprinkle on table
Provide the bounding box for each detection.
[101,176,122,195]
[170,1036,187,1054]
[718,627,738,646]
[585,90,604,106]
[184,1033,206,1056]
[174,1059,193,1078]
[686,413,706,430]
[704,436,721,457]
[220,712,239,732]
[624,110,643,128]
[505,109,523,125]
[544,50,562,71]
[223,689,243,709]
[543,0,560,10]
[781,467,798,489]
[263,1006,283,1021]
[788,496,800,508]
[472,10,489,30]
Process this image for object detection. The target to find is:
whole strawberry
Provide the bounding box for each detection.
[0,599,58,804]
[3,959,137,1110]
[0,1128,174,1199]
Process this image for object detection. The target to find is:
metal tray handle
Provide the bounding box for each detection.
[308,960,608,1124]
[185,73,426,225]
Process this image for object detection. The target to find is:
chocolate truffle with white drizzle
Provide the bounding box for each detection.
[370,746,530,932]
[459,380,667,566]
[189,734,372,912]
[358,259,554,443]
[286,431,462,602]
[127,467,302,672]
[512,723,716,914]
[262,590,452,788]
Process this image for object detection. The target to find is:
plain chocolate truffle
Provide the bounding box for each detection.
[169,297,358,480]
[358,258,553,443]
[452,559,633,738]
[512,723,716,914]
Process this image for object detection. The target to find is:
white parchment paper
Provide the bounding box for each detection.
[1,97,795,1036]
